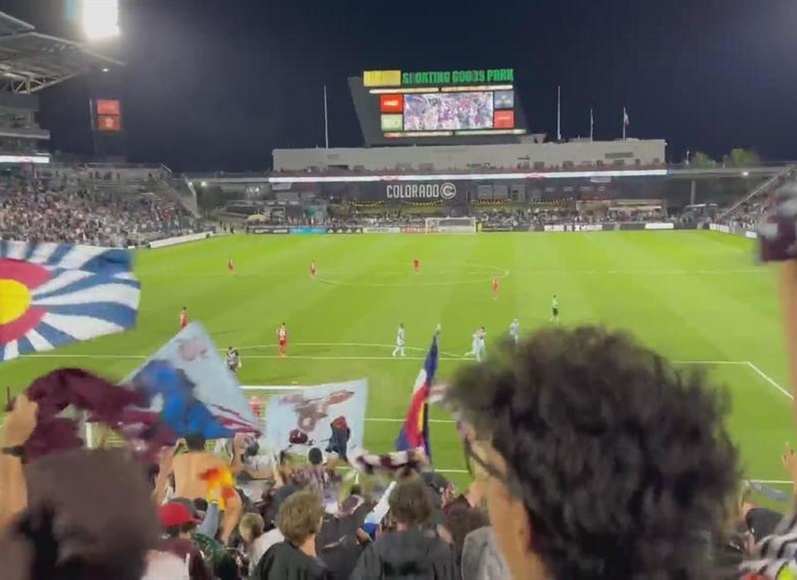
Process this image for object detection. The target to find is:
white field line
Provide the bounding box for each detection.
[13,347,791,481]
[745,361,793,400]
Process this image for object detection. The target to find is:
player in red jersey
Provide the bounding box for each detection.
[310,260,316,278]
[179,306,188,329]
[228,257,235,272]
[492,276,500,299]
[413,259,420,273]
[277,323,289,356]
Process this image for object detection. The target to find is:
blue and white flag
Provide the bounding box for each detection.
[0,240,140,363]
[123,322,261,440]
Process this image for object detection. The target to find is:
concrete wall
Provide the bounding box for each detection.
[273,139,666,172]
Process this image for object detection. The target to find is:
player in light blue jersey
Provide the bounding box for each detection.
[476,326,487,361]
[465,328,480,360]
[392,323,406,357]
[509,319,520,345]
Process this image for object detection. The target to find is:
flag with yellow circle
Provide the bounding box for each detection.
[0,240,140,363]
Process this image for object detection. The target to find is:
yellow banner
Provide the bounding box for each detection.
[363,70,402,88]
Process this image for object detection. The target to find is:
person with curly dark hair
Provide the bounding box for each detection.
[445,326,740,580]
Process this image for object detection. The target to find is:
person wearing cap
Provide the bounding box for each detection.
[158,501,210,580]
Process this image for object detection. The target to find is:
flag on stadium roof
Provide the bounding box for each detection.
[123,322,261,440]
[0,240,140,363]
[395,329,439,459]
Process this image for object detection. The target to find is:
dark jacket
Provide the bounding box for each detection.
[253,541,333,580]
[350,527,455,580]
[316,504,371,580]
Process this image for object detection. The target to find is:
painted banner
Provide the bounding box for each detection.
[262,379,368,455]
[123,322,260,440]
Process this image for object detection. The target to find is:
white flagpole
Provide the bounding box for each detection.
[590,108,594,141]
[622,107,627,140]
[556,85,562,141]
[324,85,330,149]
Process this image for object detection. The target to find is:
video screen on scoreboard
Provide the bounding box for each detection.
[378,91,516,135]
[349,68,527,145]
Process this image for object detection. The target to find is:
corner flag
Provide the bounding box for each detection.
[395,330,439,458]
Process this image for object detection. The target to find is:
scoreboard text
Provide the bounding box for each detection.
[363,68,514,88]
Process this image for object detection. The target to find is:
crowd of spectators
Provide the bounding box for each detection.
[0,174,202,247]
[3,323,797,580]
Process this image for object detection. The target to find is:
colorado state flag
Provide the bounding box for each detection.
[395,330,439,458]
[0,240,140,363]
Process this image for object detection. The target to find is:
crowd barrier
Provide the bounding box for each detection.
[708,223,758,239]
[147,231,214,249]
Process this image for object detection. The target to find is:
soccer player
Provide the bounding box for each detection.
[310,260,316,278]
[552,294,560,323]
[413,258,420,273]
[179,306,188,330]
[509,319,520,345]
[466,327,487,362]
[228,257,235,272]
[225,347,241,374]
[277,323,289,356]
[492,276,500,299]
[476,326,487,361]
[392,323,406,357]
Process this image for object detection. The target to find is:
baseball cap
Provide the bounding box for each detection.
[158,502,199,528]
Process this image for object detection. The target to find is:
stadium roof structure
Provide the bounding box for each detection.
[0,11,121,94]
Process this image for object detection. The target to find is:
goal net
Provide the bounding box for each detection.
[424,217,477,233]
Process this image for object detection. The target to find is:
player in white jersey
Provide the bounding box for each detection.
[392,323,406,357]
[509,319,520,345]
[476,326,487,361]
[465,327,487,362]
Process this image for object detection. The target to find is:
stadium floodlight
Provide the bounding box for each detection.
[200,181,208,187]
[81,0,120,41]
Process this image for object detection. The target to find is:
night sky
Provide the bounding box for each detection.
[4,0,797,171]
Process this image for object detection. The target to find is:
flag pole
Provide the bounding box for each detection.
[323,85,330,149]
[590,108,594,141]
[622,107,627,141]
[556,85,562,141]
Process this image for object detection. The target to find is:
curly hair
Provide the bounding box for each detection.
[277,490,324,546]
[446,326,740,580]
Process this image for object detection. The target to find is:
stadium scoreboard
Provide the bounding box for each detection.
[358,68,525,140]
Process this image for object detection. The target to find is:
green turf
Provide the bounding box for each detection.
[2,231,793,491]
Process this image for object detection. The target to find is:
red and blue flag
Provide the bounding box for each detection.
[395,331,439,458]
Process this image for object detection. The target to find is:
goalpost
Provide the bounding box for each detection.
[424,217,478,233]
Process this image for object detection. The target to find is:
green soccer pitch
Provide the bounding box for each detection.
[2,230,793,490]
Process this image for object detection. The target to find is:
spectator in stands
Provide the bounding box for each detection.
[444,326,740,580]
[253,490,332,580]
[158,501,210,580]
[350,477,456,580]
[441,507,490,579]
[239,512,272,575]
[461,525,509,580]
